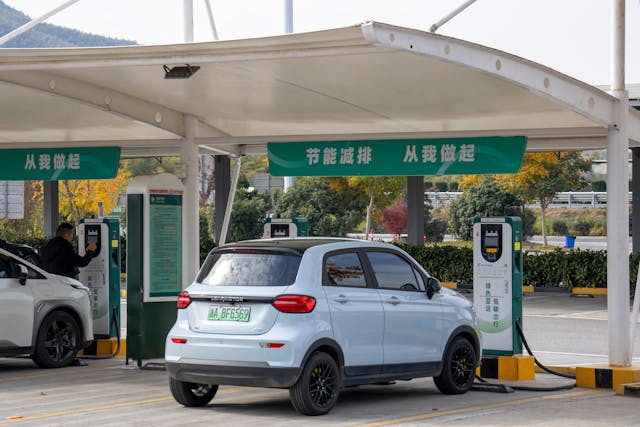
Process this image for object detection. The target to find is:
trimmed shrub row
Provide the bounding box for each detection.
[398,244,640,290]
[11,235,638,290]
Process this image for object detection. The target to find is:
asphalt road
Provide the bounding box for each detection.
[2,292,640,426]
[519,292,640,366]
[526,235,631,251]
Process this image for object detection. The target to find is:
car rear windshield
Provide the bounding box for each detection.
[197,249,301,287]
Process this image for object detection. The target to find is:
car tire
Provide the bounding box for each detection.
[32,311,81,368]
[169,377,218,407]
[433,336,476,395]
[289,351,340,416]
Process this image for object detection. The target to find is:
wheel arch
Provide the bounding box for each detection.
[32,301,86,347]
[299,338,345,373]
[441,325,481,367]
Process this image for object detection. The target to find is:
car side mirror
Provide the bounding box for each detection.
[18,264,28,286]
[426,277,441,299]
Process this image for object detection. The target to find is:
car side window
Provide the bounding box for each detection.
[366,251,420,291]
[0,257,10,278]
[324,252,367,288]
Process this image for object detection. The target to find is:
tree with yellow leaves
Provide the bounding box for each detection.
[58,167,131,225]
[502,152,590,245]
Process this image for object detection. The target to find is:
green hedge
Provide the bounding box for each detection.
[397,244,640,290]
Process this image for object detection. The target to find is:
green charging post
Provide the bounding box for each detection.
[473,217,523,356]
[263,217,309,238]
[78,217,121,350]
[126,173,185,367]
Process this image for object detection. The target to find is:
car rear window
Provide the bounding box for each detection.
[197,249,301,287]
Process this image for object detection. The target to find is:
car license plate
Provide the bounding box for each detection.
[208,305,251,322]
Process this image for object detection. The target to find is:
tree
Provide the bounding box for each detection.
[381,198,408,239]
[274,177,364,236]
[448,177,521,240]
[58,167,131,225]
[348,177,405,238]
[230,188,270,242]
[502,152,590,245]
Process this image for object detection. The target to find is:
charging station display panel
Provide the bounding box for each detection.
[147,193,182,301]
[473,220,514,354]
[79,222,110,335]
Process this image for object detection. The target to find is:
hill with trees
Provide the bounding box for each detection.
[0,1,135,47]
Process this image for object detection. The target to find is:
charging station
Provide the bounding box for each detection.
[473,217,523,356]
[78,217,121,353]
[126,173,184,366]
[263,217,308,238]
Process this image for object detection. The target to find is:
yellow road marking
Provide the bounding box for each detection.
[0,387,244,424]
[1,365,121,382]
[352,389,605,427]
[0,396,173,424]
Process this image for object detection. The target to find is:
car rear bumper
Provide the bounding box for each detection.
[166,359,301,388]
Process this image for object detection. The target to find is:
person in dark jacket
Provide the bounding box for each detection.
[41,222,97,279]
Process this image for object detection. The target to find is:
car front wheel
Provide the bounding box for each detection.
[289,351,340,416]
[169,377,218,407]
[433,336,476,394]
[32,311,81,368]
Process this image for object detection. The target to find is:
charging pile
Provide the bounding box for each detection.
[471,217,574,394]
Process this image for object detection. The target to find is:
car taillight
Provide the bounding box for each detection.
[177,291,191,309]
[272,295,316,313]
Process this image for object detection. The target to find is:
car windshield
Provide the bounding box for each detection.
[197,249,301,287]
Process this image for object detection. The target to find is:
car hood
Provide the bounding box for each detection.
[440,287,473,308]
[49,273,90,292]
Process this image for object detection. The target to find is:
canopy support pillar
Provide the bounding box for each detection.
[214,156,230,245]
[632,147,640,254]
[181,114,200,286]
[607,94,631,366]
[407,176,424,247]
[43,181,59,237]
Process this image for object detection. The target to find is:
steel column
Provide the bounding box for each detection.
[181,115,200,286]
[214,156,231,245]
[633,148,640,254]
[43,181,59,237]
[607,0,631,367]
[407,176,424,247]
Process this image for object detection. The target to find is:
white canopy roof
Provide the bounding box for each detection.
[0,21,638,157]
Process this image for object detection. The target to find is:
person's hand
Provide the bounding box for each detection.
[86,241,98,252]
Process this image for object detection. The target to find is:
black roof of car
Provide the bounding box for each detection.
[216,237,361,253]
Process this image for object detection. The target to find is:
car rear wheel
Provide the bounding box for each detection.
[169,377,218,407]
[32,311,81,368]
[289,351,340,416]
[433,336,476,394]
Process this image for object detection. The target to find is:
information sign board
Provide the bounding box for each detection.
[0,147,120,180]
[148,193,183,299]
[268,136,526,176]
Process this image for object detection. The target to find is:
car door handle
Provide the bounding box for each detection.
[333,294,348,304]
[387,296,401,305]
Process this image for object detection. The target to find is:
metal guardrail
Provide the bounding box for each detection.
[426,191,632,208]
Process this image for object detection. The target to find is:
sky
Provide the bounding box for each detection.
[3,0,640,86]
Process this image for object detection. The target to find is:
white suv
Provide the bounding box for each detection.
[166,238,480,415]
[0,248,93,368]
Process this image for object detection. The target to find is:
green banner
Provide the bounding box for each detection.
[268,136,526,176]
[0,146,120,180]
[149,193,182,298]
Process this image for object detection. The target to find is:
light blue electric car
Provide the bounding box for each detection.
[165,238,480,415]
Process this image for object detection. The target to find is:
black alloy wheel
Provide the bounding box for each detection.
[169,377,218,407]
[433,336,476,394]
[32,311,80,368]
[290,351,340,415]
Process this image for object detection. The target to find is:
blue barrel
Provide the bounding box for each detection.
[565,235,576,248]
